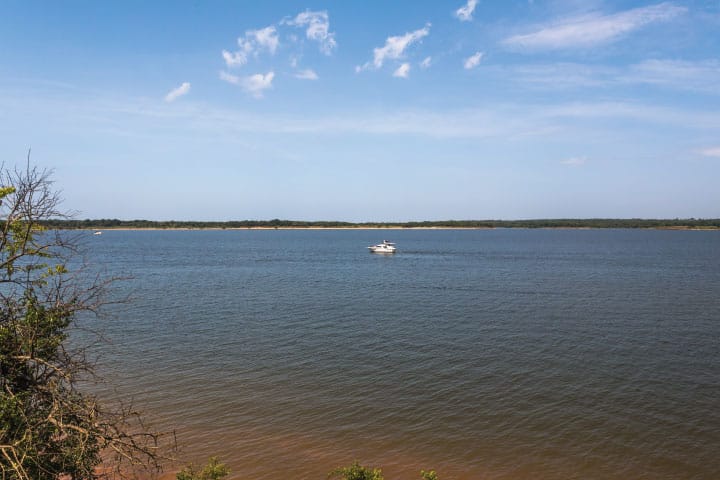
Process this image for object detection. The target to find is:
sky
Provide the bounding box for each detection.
[1,0,719,221]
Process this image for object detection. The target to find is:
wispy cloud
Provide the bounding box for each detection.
[464,52,484,69]
[542,101,720,131]
[503,2,687,50]
[294,69,319,80]
[393,63,411,78]
[164,82,191,102]
[420,56,432,69]
[219,71,241,85]
[357,24,431,71]
[500,62,616,89]
[455,0,479,22]
[501,59,720,94]
[284,10,337,54]
[11,84,720,143]
[628,59,720,94]
[561,156,587,166]
[698,147,720,157]
[220,71,274,98]
[222,26,279,68]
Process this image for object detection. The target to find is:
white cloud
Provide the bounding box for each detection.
[699,147,720,157]
[393,63,411,78]
[561,156,587,166]
[503,2,687,50]
[248,26,279,54]
[294,69,319,80]
[285,10,337,54]
[464,52,484,69]
[455,0,479,22]
[420,56,432,69]
[164,82,191,102]
[222,50,247,67]
[242,72,274,98]
[359,24,431,71]
[220,71,274,98]
[223,26,279,68]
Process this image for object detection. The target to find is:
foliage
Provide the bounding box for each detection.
[175,457,230,480]
[420,470,438,480]
[328,461,384,480]
[0,160,170,479]
[328,462,441,480]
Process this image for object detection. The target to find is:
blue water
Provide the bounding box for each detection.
[77,229,720,479]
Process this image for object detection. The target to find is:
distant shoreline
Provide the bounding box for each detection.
[53,226,720,232]
[41,218,720,231]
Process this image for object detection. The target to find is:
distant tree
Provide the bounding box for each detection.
[0,159,171,479]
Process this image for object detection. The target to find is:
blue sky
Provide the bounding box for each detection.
[1,0,719,221]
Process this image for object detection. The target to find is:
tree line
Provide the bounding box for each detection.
[41,218,720,230]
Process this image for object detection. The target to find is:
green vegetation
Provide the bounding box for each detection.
[0,162,169,479]
[176,457,230,480]
[41,217,720,230]
[420,470,439,480]
[172,459,438,480]
[328,461,384,480]
[327,462,439,480]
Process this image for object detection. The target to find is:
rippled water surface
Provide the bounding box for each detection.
[78,229,720,479]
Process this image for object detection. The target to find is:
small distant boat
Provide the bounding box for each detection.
[93,231,103,235]
[368,240,396,254]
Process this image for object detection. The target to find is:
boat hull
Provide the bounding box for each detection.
[368,246,396,253]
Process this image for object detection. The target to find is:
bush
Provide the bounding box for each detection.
[176,456,230,480]
[328,461,384,480]
[0,160,169,479]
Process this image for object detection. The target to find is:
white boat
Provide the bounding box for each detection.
[368,240,396,254]
[93,231,103,236]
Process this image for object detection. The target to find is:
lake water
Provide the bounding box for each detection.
[77,229,720,479]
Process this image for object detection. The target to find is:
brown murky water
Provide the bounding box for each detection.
[81,229,720,479]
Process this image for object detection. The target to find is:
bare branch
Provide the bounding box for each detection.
[0,157,175,479]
